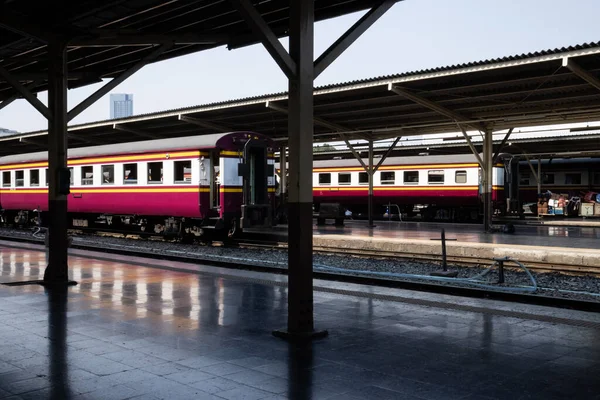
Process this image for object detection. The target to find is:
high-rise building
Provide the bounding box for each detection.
[110,93,133,119]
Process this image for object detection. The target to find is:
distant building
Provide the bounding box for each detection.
[0,127,18,136]
[110,93,133,119]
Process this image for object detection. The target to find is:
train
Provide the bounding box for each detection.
[308,154,505,222]
[0,132,277,239]
[508,156,600,203]
[2,131,599,235]
[305,154,600,220]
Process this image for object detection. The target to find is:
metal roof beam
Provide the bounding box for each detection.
[113,124,159,139]
[458,126,484,169]
[266,100,371,140]
[373,136,401,173]
[314,1,395,79]
[0,80,40,111]
[563,57,600,92]
[230,0,296,79]
[493,127,513,163]
[69,32,227,47]
[67,134,104,145]
[178,115,230,132]
[522,153,540,183]
[67,43,172,122]
[0,10,55,43]
[389,84,482,132]
[340,133,369,171]
[18,137,47,148]
[8,72,99,81]
[0,66,51,120]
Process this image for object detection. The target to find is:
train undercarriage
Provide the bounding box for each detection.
[0,209,239,242]
[314,202,490,223]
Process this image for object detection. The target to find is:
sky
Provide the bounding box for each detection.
[2,0,600,133]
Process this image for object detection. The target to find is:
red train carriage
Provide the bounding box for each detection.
[0,132,276,238]
[308,154,506,221]
[515,158,600,202]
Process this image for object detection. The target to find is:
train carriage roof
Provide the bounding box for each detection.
[0,131,267,164]
[312,153,486,168]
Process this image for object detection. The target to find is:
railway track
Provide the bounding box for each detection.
[309,246,594,277]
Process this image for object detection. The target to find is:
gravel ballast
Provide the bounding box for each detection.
[1,227,599,303]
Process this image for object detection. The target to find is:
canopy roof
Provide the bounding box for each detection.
[0,0,388,102]
[3,34,600,158]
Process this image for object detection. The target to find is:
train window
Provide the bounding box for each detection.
[359,172,369,185]
[124,163,138,184]
[148,162,163,184]
[594,172,600,186]
[380,171,395,185]
[404,171,419,184]
[318,173,331,185]
[69,167,74,185]
[542,173,554,184]
[174,160,192,184]
[30,170,40,186]
[2,171,10,187]
[338,173,351,185]
[428,170,444,184]
[519,172,530,186]
[81,166,94,185]
[455,170,467,184]
[565,173,581,185]
[101,165,114,185]
[15,170,24,187]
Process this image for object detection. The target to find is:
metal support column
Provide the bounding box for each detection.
[273,0,326,340]
[368,140,375,228]
[537,157,542,195]
[483,129,494,232]
[43,40,73,285]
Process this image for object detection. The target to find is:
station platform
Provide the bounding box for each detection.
[267,221,600,271]
[0,241,599,399]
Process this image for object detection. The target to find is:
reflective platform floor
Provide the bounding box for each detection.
[0,241,600,399]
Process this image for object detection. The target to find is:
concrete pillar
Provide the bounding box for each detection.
[278,0,325,339]
[483,129,493,232]
[368,140,375,228]
[43,40,70,284]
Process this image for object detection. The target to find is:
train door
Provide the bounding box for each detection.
[238,141,272,228]
[210,151,220,210]
[247,146,266,205]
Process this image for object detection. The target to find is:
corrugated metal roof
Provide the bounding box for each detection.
[3,39,600,157]
[14,40,600,133]
[0,0,395,102]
